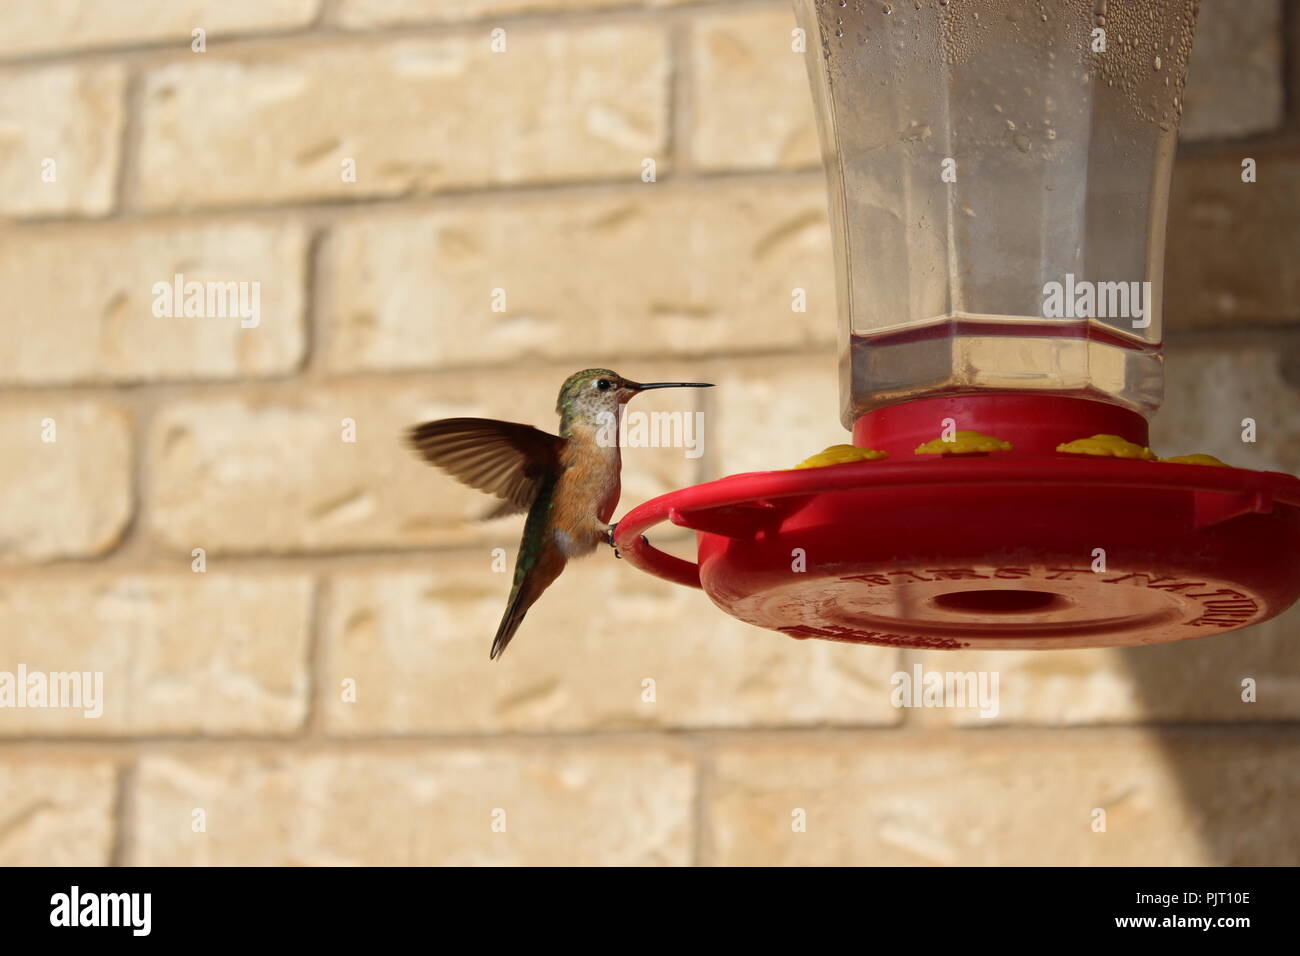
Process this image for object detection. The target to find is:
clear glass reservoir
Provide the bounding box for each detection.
[793,0,1200,427]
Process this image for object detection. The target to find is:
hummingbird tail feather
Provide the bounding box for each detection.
[490,586,531,660]
[490,472,564,661]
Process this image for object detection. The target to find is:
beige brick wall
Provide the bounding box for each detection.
[1,0,1297,866]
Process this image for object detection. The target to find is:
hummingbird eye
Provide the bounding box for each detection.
[595,378,612,391]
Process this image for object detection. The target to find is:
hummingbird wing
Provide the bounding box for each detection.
[406,417,563,515]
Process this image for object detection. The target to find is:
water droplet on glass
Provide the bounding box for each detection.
[1153,55,1162,71]
[1013,133,1031,152]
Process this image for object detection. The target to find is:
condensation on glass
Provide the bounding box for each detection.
[793,0,1200,427]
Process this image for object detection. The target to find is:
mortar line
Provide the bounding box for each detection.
[4,722,1299,753]
[301,226,330,380]
[0,0,790,69]
[0,344,840,399]
[1283,0,1300,133]
[107,761,136,867]
[301,576,330,738]
[4,167,829,229]
[110,67,144,215]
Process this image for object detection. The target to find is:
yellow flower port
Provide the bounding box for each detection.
[791,444,888,469]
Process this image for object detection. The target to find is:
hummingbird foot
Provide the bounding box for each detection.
[606,523,648,559]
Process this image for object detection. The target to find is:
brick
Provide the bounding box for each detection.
[707,731,1300,865]
[321,559,899,734]
[146,367,700,554]
[1155,336,1300,474]
[1180,0,1284,141]
[336,0,687,27]
[704,353,842,478]
[1165,152,1300,327]
[0,575,312,736]
[0,758,117,866]
[0,401,132,563]
[0,1,320,57]
[135,27,669,209]
[129,745,694,864]
[0,220,307,385]
[0,63,124,217]
[325,184,834,372]
[689,7,819,172]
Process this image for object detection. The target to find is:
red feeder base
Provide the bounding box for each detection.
[612,395,1300,650]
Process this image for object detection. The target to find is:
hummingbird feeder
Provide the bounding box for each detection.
[613,0,1300,649]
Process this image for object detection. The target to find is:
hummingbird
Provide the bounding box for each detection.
[406,369,713,660]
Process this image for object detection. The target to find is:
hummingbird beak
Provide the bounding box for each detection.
[627,381,714,391]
